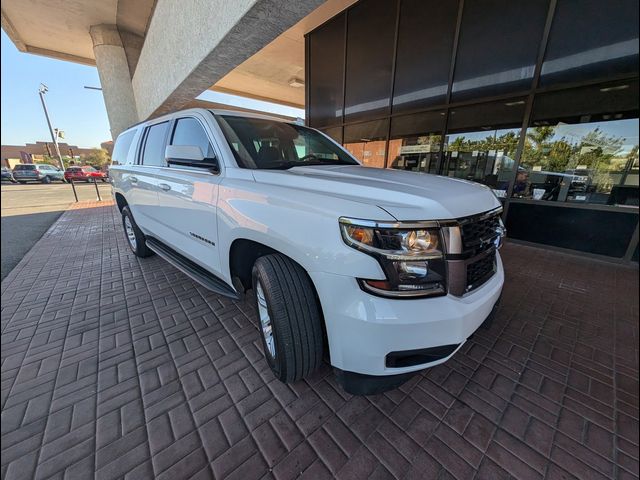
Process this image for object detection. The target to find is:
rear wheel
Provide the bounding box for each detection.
[121,206,153,258]
[41,176,52,184]
[252,254,324,383]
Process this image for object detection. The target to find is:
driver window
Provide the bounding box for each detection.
[171,117,215,158]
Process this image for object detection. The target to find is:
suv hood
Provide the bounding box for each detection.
[252,165,501,220]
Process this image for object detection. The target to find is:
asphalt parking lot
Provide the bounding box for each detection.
[0,182,112,279]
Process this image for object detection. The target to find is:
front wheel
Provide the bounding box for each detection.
[252,254,324,383]
[41,176,52,184]
[121,206,153,257]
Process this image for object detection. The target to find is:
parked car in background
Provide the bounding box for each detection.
[111,109,505,395]
[1,167,16,183]
[64,165,108,182]
[12,164,66,184]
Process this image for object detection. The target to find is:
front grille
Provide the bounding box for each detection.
[461,212,501,253]
[466,250,496,292]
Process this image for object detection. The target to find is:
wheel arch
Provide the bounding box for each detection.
[114,192,128,212]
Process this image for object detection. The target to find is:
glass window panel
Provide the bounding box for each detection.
[541,0,639,86]
[389,111,445,172]
[516,118,639,205]
[308,14,345,128]
[516,84,639,205]
[392,0,459,113]
[343,119,389,168]
[532,80,639,123]
[452,0,549,102]
[112,130,135,165]
[344,0,397,122]
[141,122,169,166]
[444,100,525,195]
[171,117,215,157]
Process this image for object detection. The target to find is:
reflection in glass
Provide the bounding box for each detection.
[343,120,388,168]
[344,0,397,121]
[392,0,459,112]
[451,0,549,101]
[541,0,639,86]
[516,119,640,205]
[388,111,445,172]
[444,129,521,196]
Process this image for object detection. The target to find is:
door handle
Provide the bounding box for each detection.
[130,176,138,183]
[158,183,171,191]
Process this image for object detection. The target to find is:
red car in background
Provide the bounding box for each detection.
[64,165,108,182]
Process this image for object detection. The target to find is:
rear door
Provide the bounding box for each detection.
[154,114,223,274]
[126,120,170,235]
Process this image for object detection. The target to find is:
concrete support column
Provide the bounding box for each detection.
[90,24,139,139]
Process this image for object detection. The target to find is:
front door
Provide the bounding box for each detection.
[153,115,223,275]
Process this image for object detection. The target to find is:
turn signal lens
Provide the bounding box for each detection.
[345,225,374,245]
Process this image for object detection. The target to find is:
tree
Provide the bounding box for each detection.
[81,149,111,169]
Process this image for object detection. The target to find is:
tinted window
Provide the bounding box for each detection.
[392,0,459,113]
[389,111,446,173]
[541,0,639,86]
[452,0,549,102]
[140,122,169,166]
[343,119,389,168]
[514,82,640,205]
[14,165,35,170]
[216,116,357,169]
[444,99,526,194]
[112,130,136,165]
[171,117,215,157]
[308,14,345,128]
[344,0,397,121]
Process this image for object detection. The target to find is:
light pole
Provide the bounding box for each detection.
[39,84,78,201]
[38,84,65,171]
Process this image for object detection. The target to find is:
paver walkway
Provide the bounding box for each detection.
[1,201,638,479]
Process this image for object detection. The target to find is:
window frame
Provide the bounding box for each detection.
[137,120,171,167]
[165,114,221,176]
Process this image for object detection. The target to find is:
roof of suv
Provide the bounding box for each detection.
[120,108,296,137]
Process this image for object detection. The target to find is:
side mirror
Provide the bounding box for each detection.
[165,145,219,173]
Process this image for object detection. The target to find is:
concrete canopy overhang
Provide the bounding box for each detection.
[1,0,155,67]
[209,0,357,109]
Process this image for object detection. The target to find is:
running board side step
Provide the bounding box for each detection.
[145,237,240,300]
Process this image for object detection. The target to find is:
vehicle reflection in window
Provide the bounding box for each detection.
[443,129,520,197]
[388,135,441,173]
[515,119,639,205]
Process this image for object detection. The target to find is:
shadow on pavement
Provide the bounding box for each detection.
[1,210,65,280]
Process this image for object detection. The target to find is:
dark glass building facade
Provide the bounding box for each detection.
[305,0,639,262]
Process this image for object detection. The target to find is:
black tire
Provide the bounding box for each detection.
[18,181,27,184]
[42,176,52,184]
[101,178,107,182]
[121,206,153,257]
[252,254,324,383]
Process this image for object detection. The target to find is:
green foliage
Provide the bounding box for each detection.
[80,149,111,169]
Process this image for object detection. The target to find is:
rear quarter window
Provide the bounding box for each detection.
[112,129,137,165]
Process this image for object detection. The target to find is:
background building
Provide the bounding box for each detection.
[306,0,639,262]
[1,141,96,167]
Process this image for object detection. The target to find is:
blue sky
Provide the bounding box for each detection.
[1,30,304,149]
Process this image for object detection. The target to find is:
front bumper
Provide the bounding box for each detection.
[310,252,504,378]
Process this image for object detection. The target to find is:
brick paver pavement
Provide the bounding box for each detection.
[1,201,638,479]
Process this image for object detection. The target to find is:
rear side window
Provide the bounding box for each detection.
[14,165,35,170]
[171,117,215,157]
[140,122,169,166]
[112,130,136,165]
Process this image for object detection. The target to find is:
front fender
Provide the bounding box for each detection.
[216,180,392,284]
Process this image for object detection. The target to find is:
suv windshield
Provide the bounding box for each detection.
[214,114,358,170]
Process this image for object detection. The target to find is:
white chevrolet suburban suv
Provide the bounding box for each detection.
[110,108,505,394]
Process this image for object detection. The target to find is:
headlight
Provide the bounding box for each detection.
[339,218,447,298]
